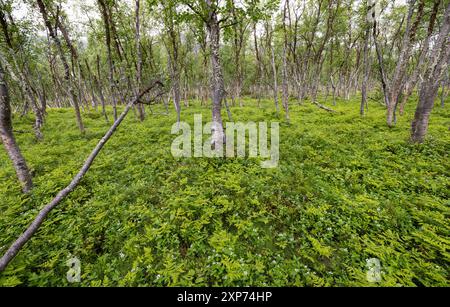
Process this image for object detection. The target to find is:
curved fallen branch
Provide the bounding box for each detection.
[368,96,386,106]
[311,101,339,113]
[0,80,164,272]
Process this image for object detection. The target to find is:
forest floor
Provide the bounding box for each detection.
[0,96,449,286]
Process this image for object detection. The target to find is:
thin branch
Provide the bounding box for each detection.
[0,80,164,272]
[311,101,339,113]
[184,2,208,24]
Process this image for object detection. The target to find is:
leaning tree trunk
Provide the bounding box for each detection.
[372,17,389,108]
[0,63,33,193]
[36,0,84,133]
[0,80,163,272]
[386,0,419,127]
[95,55,109,122]
[441,71,448,108]
[98,0,118,121]
[400,0,439,115]
[0,51,44,140]
[0,10,44,140]
[411,3,450,143]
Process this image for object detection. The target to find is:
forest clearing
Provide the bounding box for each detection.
[0,0,449,288]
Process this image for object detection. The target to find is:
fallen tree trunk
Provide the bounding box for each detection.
[0,80,163,272]
[311,101,339,113]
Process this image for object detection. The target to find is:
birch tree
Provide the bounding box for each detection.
[0,62,33,193]
[411,3,450,143]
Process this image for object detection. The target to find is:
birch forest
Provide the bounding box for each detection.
[0,0,449,287]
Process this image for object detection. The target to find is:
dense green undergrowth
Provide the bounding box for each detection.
[0,96,449,286]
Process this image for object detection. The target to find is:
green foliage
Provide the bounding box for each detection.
[0,96,449,286]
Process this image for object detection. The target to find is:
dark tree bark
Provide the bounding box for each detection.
[191,22,209,106]
[36,0,84,133]
[253,22,263,107]
[98,0,118,121]
[0,63,33,193]
[411,3,450,143]
[361,13,371,116]
[441,71,448,108]
[162,1,181,127]
[230,2,245,107]
[400,0,439,115]
[281,0,290,123]
[372,14,389,108]
[55,9,93,112]
[46,42,63,108]
[310,0,338,103]
[204,0,225,148]
[95,55,109,122]
[0,9,13,49]
[0,80,163,272]
[83,59,99,112]
[0,10,44,139]
[0,51,44,140]
[386,0,419,127]
[265,19,280,115]
[135,0,145,121]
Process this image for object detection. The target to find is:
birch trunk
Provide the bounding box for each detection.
[0,63,33,193]
[266,20,280,115]
[281,1,290,123]
[135,0,145,121]
[399,0,439,115]
[37,0,84,133]
[0,81,163,272]
[411,3,450,143]
[361,21,371,116]
[206,0,225,148]
[386,0,418,127]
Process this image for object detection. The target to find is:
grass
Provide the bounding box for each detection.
[0,95,449,286]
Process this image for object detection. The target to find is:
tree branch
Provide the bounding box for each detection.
[184,2,208,24]
[0,80,164,272]
[311,101,339,113]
